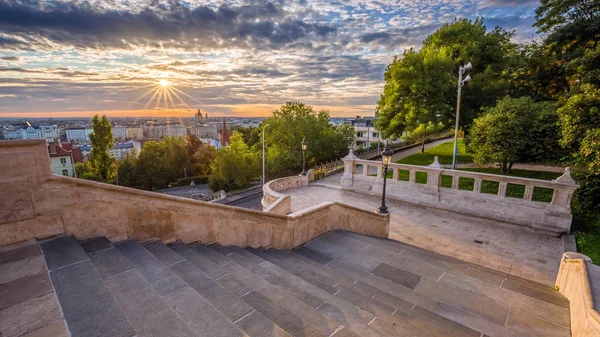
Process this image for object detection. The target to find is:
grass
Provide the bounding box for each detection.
[396,140,473,166]
[575,230,600,264]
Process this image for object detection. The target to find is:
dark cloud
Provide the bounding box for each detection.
[0,56,19,60]
[0,0,337,51]
[359,24,441,48]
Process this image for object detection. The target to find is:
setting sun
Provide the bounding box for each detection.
[159,79,169,87]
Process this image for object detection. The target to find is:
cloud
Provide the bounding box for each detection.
[0,56,19,61]
[0,0,336,51]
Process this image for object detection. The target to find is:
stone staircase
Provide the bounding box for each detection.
[4,230,572,337]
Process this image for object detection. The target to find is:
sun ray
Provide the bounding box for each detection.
[126,85,160,108]
[165,88,177,111]
[169,86,205,105]
[167,87,192,110]
[154,88,165,109]
[144,86,162,110]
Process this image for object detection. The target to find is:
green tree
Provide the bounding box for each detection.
[402,122,446,153]
[468,97,558,173]
[135,140,169,190]
[209,132,259,191]
[557,84,600,152]
[89,115,115,182]
[262,102,353,177]
[376,18,517,138]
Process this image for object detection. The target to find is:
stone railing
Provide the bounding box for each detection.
[192,190,226,202]
[261,174,311,215]
[555,252,600,336]
[341,152,578,236]
[0,140,388,249]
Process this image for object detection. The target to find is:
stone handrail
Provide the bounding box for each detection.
[262,171,314,215]
[341,154,578,236]
[0,139,388,249]
[555,252,600,336]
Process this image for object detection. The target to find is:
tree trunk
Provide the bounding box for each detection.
[500,161,508,174]
[421,140,425,153]
[507,162,514,174]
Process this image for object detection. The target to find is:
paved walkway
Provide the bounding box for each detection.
[286,174,564,286]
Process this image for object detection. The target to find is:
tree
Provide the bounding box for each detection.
[376,18,517,139]
[402,122,446,153]
[468,96,558,173]
[557,84,600,152]
[209,132,259,191]
[262,102,354,177]
[89,115,115,182]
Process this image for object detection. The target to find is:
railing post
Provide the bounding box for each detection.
[498,182,507,197]
[551,167,579,210]
[451,175,459,189]
[377,165,382,179]
[392,168,398,181]
[474,178,482,193]
[524,185,533,201]
[409,170,416,183]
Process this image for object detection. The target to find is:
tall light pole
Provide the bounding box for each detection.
[377,141,393,214]
[301,137,308,175]
[262,124,270,185]
[452,62,472,169]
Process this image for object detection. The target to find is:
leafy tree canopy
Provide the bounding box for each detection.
[89,115,115,182]
[209,131,259,191]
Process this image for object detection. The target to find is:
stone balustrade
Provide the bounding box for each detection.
[341,152,578,236]
[0,140,388,249]
[555,252,600,336]
[261,174,310,215]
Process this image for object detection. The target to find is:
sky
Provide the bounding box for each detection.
[0,0,541,118]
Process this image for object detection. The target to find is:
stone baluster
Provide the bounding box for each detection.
[377,165,383,178]
[474,178,482,193]
[451,175,459,189]
[524,185,534,201]
[409,170,416,183]
[363,164,369,176]
[392,168,398,181]
[498,182,507,197]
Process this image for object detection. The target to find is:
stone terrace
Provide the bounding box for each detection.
[1,231,570,337]
[286,173,565,286]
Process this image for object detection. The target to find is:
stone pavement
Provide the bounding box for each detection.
[286,174,565,286]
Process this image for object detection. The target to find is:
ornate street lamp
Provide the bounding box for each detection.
[377,141,393,214]
[301,137,308,175]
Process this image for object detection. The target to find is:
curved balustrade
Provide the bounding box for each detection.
[341,156,578,236]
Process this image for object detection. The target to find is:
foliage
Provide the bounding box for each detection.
[376,18,517,138]
[468,97,559,173]
[116,135,216,191]
[557,84,600,151]
[88,115,115,182]
[261,102,355,178]
[231,126,261,149]
[209,132,259,191]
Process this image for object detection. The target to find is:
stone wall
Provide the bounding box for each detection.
[0,140,389,248]
[555,252,600,336]
[340,155,578,236]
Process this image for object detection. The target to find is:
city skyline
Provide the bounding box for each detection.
[0,0,541,118]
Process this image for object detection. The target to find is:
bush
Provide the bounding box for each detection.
[177,175,209,186]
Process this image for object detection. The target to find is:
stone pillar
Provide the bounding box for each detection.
[341,149,358,188]
[552,167,579,210]
[427,156,443,188]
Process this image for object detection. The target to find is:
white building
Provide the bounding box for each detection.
[79,141,142,161]
[188,125,218,139]
[352,118,381,149]
[144,125,186,139]
[2,123,60,142]
[112,127,128,140]
[66,128,93,143]
[48,142,75,176]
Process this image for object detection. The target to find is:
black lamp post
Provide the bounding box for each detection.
[301,137,308,175]
[377,141,393,214]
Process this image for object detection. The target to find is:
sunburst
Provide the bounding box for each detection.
[126,79,201,111]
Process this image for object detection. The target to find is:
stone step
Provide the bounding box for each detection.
[115,239,187,296]
[48,259,136,337]
[162,247,294,337]
[170,244,228,280]
[88,246,135,279]
[219,256,341,336]
[142,239,185,266]
[40,236,89,271]
[222,248,388,337]
[104,269,198,337]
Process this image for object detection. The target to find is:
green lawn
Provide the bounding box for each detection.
[575,230,600,264]
[396,140,473,165]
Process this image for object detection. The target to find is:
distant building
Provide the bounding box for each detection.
[112,127,128,140]
[144,124,186,139]
[2,122,60,142]
[195,109,208,124]
[66,128,93,143]
[220,118,230,147]
[79,141,141,161]
[126,127,143,140]
[188,125,218,139]
[352,118,381,149]
[47,141,75,176]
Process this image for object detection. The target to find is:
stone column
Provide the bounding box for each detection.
[551,167,579,211]
[341,149,358,188]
